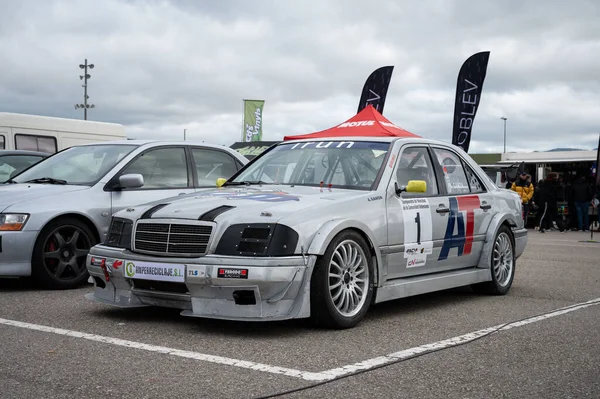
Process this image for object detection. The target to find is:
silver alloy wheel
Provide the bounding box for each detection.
[493,232,513,287]
[328,239,369,318]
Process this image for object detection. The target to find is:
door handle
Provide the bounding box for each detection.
[436,206,450,214]
[480,202,492,210]
[178,192,187,196]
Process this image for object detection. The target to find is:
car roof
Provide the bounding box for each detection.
[75,139,236,150]
[0,150,50,157]
[277,136,453,146]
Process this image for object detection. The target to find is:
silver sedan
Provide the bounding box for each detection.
[0,140,247,289]
[86,137,527,328]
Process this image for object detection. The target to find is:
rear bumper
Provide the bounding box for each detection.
[0,231,38,276]
[85,245,316,321]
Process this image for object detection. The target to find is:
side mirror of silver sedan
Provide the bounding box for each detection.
[118,173,144,189]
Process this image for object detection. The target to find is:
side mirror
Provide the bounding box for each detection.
[216,178,227,188]
[118,173,144,189]
[395,180,427,195]
[406,180,427,193]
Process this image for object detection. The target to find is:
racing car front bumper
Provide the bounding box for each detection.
[85,245,317,321]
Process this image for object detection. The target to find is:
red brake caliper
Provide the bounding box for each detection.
[46,239,58,268]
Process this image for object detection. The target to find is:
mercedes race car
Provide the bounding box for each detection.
[85,136,527,329]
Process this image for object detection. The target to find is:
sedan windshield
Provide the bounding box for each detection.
[12,144,137,185]
[230,140,390,190]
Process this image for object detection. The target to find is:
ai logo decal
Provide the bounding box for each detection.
[439,195,480,260]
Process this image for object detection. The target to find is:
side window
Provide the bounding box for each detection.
[15,134,57,153]
[120,147,188,189]
[464,162,486,193]
[395,146,438,196]
[0,135,5,149]
[431,147,470,195]
[191,148,240,187]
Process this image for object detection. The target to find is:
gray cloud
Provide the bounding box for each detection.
[0,0,599,153]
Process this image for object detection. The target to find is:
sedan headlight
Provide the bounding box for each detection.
[215,223,299,257]
[104,217,133,249]
[0,214,29,231]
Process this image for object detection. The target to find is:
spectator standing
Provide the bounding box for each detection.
[511,172,534,223]
[571,176,593,231]
[543,174,566,232]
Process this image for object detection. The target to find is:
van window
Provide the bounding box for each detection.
[15,134,57,153]
[0,135,5,149]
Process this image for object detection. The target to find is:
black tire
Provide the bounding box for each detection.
[31,217,97,290]
[471,225,515,295]
[309,230,374,329]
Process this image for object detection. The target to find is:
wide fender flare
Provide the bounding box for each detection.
[477,212,518,269]
[306,219,383,286]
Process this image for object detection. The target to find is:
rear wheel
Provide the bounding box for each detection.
[310,230,374,329]
[31,217,97,290]
[472,225,515,295]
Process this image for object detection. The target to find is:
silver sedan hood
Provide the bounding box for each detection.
[0,183,89,212]
[129,185,367,224]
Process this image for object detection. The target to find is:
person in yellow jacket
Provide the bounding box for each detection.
[511,172,534,222]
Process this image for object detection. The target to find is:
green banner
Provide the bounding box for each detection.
[243,99,265,142]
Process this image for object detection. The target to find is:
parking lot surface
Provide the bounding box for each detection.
[1,231,599,398]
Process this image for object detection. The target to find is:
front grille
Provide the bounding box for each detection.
[134,222,213,256]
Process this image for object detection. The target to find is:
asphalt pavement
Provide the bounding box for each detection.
[1,230,599,399]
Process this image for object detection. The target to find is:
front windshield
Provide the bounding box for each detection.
[231,140,390,190]
[13,144,137,185]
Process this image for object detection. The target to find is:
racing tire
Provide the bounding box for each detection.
[471,225,515,295]
[31,217,97,290]
[309,230,374,329]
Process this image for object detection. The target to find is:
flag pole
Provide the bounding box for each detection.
[241,99,245,142]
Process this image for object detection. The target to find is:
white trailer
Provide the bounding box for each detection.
[0,112,127,154]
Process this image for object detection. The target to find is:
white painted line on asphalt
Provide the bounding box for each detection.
[0,317,323,381]
[1,297,599,382]
[318,297,600,379]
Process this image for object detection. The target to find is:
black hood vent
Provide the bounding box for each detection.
[199,205,235,221]
[141,203,169,219]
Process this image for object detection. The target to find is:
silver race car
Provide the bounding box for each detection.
[86,137,527,329]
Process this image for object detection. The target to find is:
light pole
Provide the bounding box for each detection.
[184,129,187,141]
[75,59,95,120]
[501,117,507,153]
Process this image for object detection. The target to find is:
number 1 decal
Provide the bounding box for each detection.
[415,212,421,244]
[402,198,433,268]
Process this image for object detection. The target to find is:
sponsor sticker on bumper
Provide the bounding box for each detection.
[123,260,185,282]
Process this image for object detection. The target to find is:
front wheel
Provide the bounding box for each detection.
[309,230,374,329]
[31,217,97,290]
[472,225,515,295]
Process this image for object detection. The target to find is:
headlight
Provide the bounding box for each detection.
[0,214,29,231]
[214,223,299,257]
[104,217,133,249]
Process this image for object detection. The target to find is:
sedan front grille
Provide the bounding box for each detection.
[133,221,213,257]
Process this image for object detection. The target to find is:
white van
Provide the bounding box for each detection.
[0,112,127,154]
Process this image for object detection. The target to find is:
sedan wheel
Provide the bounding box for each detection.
[32,218,97,289]
[328,240,369,318]
[471,225,515,295]
[310,230,374,329]
[492,231,514,288]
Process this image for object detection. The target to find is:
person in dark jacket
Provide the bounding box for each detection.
[540,174,565,232]
[571,176,593,231]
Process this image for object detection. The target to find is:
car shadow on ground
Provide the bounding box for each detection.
[0,277,39,292]
[85,286,480,337]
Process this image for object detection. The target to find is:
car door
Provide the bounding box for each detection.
[429,146,493,272]
[109,146,196,215]
[189,146,243,188]
[385,145,445,280]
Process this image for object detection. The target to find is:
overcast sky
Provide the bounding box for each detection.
[1,0,599,153]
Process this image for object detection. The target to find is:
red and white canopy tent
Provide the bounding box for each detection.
[283,104,421,141]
